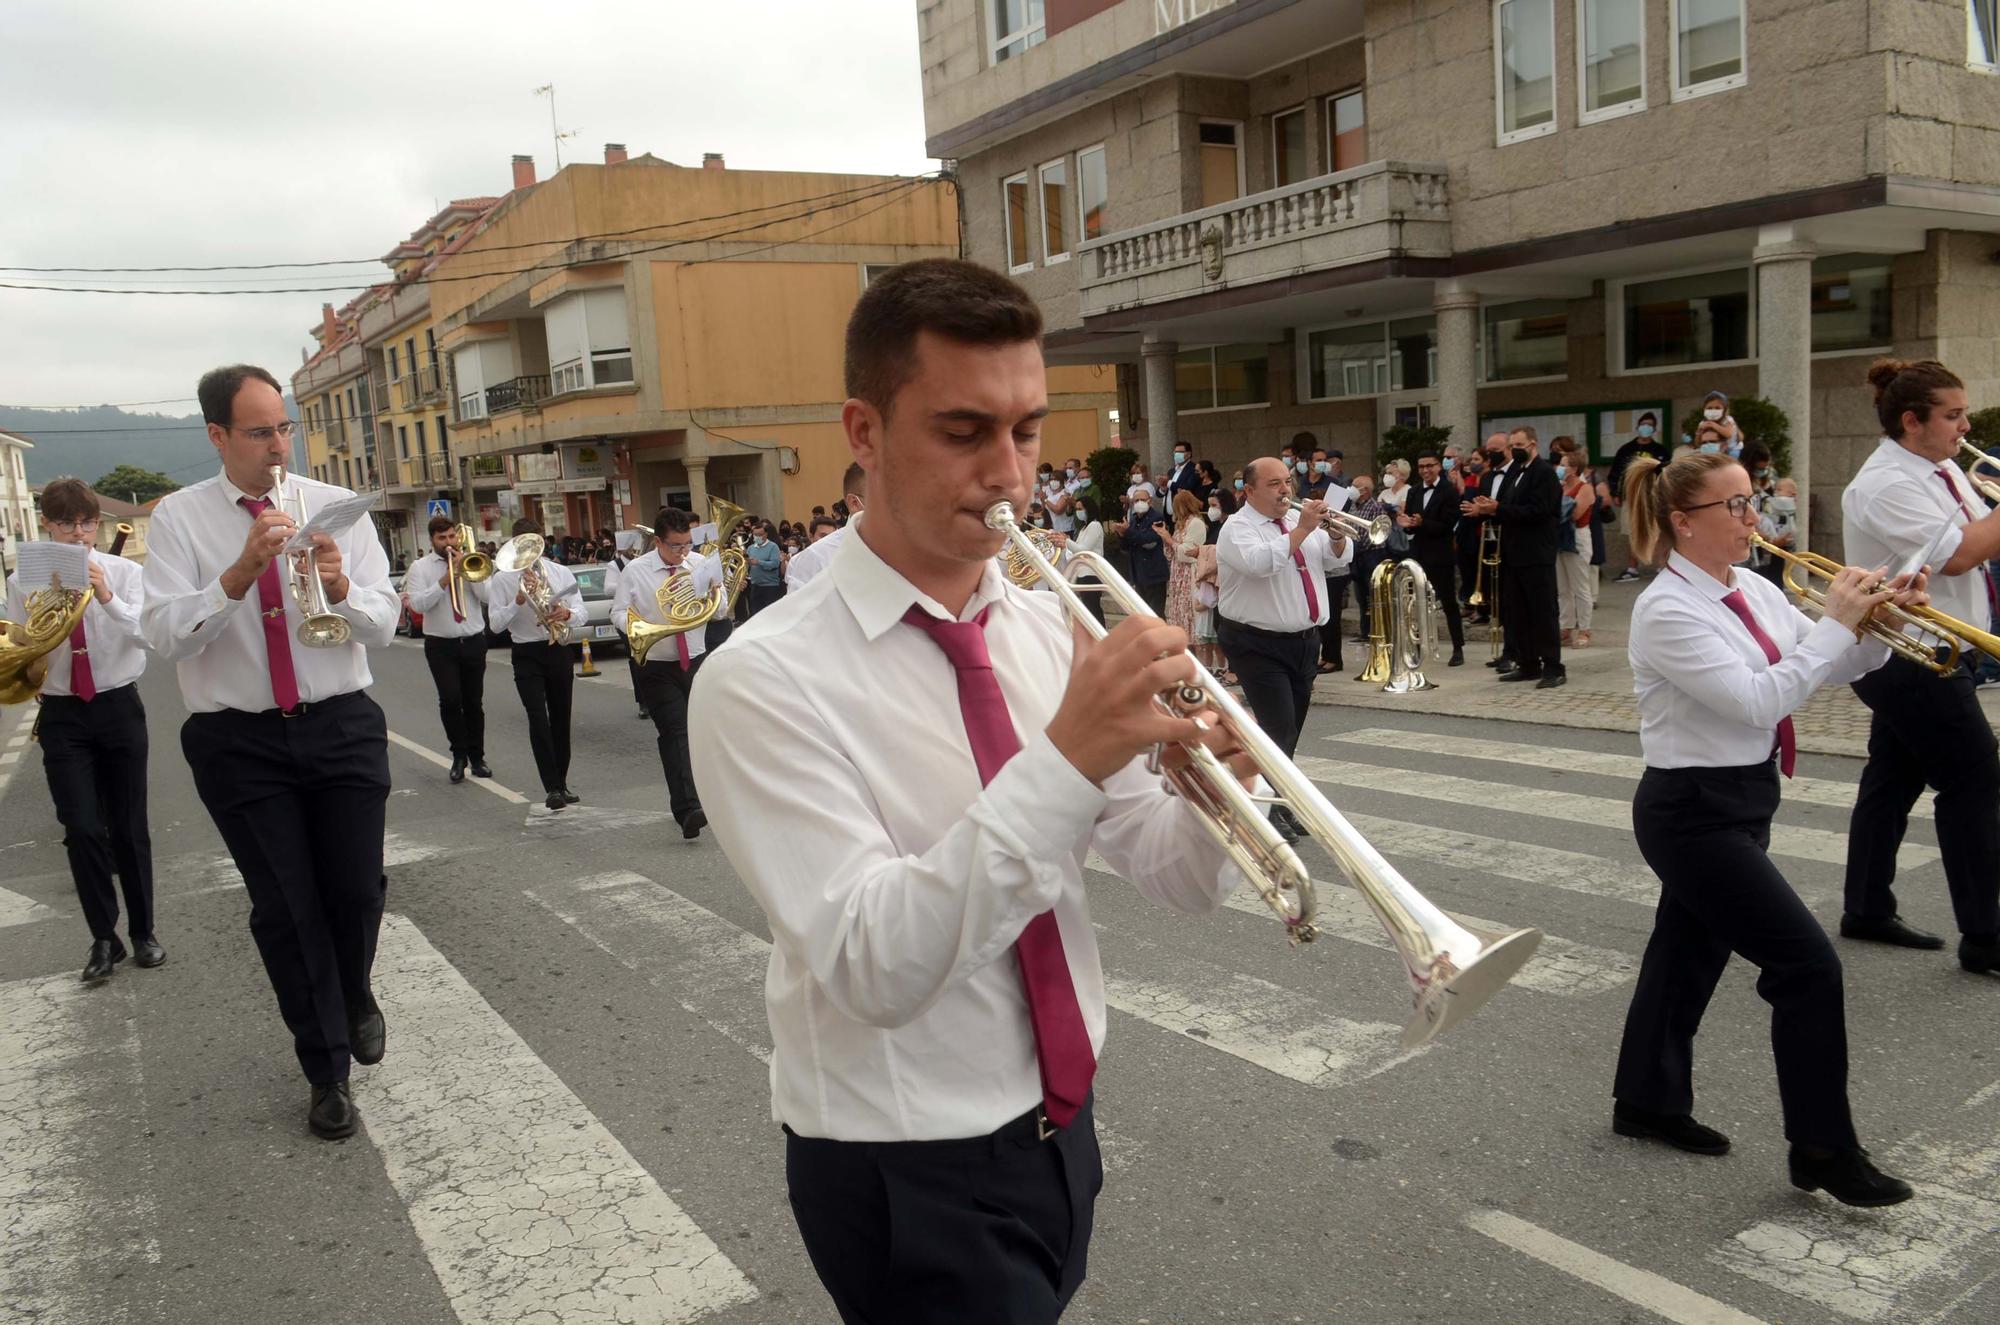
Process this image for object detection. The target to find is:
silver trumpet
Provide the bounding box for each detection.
[987,499,1542,1046]
[1288,497,1393,547]
[269,465,351,648]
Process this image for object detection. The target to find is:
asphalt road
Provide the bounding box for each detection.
[3,638,1997,1325]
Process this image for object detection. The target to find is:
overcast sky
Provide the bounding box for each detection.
[0,0,935,413]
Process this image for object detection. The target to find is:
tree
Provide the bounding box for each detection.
[91,465,179,506]
[1377,422,1455,470]
[1967,406,2000,449]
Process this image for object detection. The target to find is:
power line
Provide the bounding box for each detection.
[0,425,209,434]
[0,395,199,409]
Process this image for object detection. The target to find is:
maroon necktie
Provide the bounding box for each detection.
[902,604,1096,1128]
[67,617,96,702]
[1272,519,1321,619]
[1720,589,1797,778]
[238,497,303,713]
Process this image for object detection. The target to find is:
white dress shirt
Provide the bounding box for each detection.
[612,547,727,660]
[688,527,1244,1142]
[484,558,584,644]
[1216,506,1350,632]
[141,470,397,713]
[1843,436,1991,632]
[402,550,489,639]
[785,516,853,592]
[1631,550,1889,769]
[5,550,148,698]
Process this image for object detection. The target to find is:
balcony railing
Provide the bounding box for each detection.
[380,455,404,488]
[370,375,390,416]
[417,362,446,403]
[1077,161,1451,318]
[485,374,551,415]
[424,452,452,484]
[326,418,353,451]
[394,375,421,412]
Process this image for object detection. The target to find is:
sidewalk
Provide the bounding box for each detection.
[1306,568,2000,758]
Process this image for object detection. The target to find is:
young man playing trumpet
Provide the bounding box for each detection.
[486,517,583,812]
[4,477,159,983]
[404,515,492,783]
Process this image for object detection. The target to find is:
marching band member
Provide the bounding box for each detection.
[485,517,583,813]
[784,461,865,591]
[690,259,1255,1323]
[1839,358,2000,974]
[141,365,398,1141]
[402,515,493,784]
[1615,451,1916,1207]
[610,506,725,839]
[5,478,158,983]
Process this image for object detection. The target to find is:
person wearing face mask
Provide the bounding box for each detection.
[1378,459,1411,514]
[743,520,786,616]
[1167,445,1200,501]
[1396,452,1465,665]
[1610,413,1670,582]
[1700,391,1741,453]
[1468,426,1564,687]
[1194,460,1221,504]
[1345,474,1389,646]
[1455,447,1491,622]
[1299,449,1334,504]
[1463,432,1515,661]
[1125,465,1158,511]
[1117,491,1171,615]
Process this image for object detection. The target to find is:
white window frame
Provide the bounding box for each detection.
[989,0,1046,66]
[1478,298,1571,386]
[1669,0,1748,103]
[1807,254,1896,361]
[859,263,898,291]
[1002,171,1034,275]
[1176,343,1272,415]
[1197,119,1248,203]
[1575,0,1647,125]
[1324,88,1368,173]
[1494,0,1559,146]
[1036,157,1070,265]
[1270,105,1308,188]
[1294,314,1398,403]
[1606,262,1759,378]
[1972,0,1999,71]
[1075,143,1107,245]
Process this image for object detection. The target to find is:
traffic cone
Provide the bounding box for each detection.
[578,637,600,676]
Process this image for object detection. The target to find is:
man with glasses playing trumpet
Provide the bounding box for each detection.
[486,517,583,813]
[142,364,399,1141]
[404,515,494,784]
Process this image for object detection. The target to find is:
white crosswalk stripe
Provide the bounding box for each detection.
[1340,810,1668,909]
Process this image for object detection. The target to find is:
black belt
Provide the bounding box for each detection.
[783,1100,1079,1155]
[1221,616,1317,641]
[186,690,367,721]
[41,683,137,707]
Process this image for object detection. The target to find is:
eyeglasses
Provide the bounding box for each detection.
[230,422,300,444]
[1681,495,1756,519]
[46,518,100,533]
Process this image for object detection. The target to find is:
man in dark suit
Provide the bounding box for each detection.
[1166,444,1201,502]
[1396,451,1465,666]
[1469,425,1564,688]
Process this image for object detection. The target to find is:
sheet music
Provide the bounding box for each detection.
[282,491,382,553]
[15,541,91,591]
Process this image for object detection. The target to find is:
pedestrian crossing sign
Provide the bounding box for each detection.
[426,499,452,519]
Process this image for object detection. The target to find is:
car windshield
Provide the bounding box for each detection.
[572,568,610,599]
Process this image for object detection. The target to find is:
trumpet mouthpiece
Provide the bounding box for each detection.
[983,501,1017,531]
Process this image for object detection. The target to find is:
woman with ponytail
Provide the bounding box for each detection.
[1614,450,1924,1207]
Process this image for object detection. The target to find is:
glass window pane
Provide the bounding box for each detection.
[1809,256,1893,353]
[1976,0,1998,66]
[1499,0,1556,134]
[1388,316,1438,391]
[1582,0,1644,111]
[1484,299,1570,380]
[1677,0,1743,87]
[1176,349,1216,412]
[1623,268,1752,369]
[1329,92,1367,172]
[1213,344,1270,407]
[1306,323,1389,398]
[1273,109,1308,187]
[1004,176,1030,269]
[1039,161,1067,258]
[1078,147,1107,242]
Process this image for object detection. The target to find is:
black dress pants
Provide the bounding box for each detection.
[1499,560,1561,674]
[182,692,389,1086]
[1135,579,1167,617]
[785,1098,1103,1325]
[1319,574,1351,666]
[422,633,487,760]
[510,640,574,794]
[1416,555,1464,652]
[635,654,705,824]
[1615,763,1858,1150]
[1217,619,1317,758]
[39,686,154,943]
[746,582,785,617]
[1845,655,2000,937]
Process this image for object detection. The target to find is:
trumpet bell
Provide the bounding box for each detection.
[493,533,545,573]
[1406,926,1545,1047]
[454,524,493,582]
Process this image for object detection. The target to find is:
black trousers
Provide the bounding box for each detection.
[1135,579,1167,617]
[183,692,390,1086]
[746,582,785,617]
[510,640,574,794]
[1352,550,1379,625]
[1458,531,1483,608]
[1845,655,2000,937]
[422,633,487,759]
[1499,560,1561,674]
[1615,763,1857,1150]
[39,686,154,943]
[1075,575,1107,627]
[785,1098,1103,1325]
[1415,555,1465,651]
[1218,619,1317,758]
[635,655,705,823]
[1319,574,1351,666]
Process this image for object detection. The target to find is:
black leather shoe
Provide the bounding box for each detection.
[81,937,125,983]
[545,793,567,812]
[1448,648,1465,667]
[131,935,166,968]
[349,998,385,1065]
[1486,656,1512,669]
[1612,1102,1730,1155]
[1839,913,1946,950]
[470,760,493,779]
[1499,668,1543,682]
[1268,808,1299,844]
[1535,671,1568,689]
[681,809,707,840]
[308,1082,358,1140]
[1959,934,2000,974]
[1789,1146,1913,1207]
[560,788,580,805]
[449,754,467,784]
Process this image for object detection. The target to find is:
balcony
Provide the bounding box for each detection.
[423,452,452,485]
[370,376,390,416]
[394,375,422,412]
[326,418,354,452]
[417,362,446,403]
[485,374,550,415]
[380,455,405,489]
[1077,162,1452,320]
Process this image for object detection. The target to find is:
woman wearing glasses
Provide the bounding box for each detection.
[1612,451,1922,1207]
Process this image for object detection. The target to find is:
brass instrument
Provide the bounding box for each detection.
[445,523,492,621]
[270,466,352,648]
[1956,439,2000,505]
[1288,497,1392,548]
[1000,523,1061,588]
[493,533,570,644]
[1477,523,1503,659]
[0,569,92,705]
[626,500,750,661]
[987,499,1543,1046]
[1752,533,2000,675]
[1356,559,1439,693]
[708,498,751,601]
[106,523,133,558]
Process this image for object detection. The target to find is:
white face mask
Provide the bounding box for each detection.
[753,535,767,546]
[1382,474,1397,488]
[1207,505,1221,520]
[1704,407,1725,422]
[1131,502,1150,515]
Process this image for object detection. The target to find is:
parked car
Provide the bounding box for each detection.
[389,572,423,638]
[571,565,625,656]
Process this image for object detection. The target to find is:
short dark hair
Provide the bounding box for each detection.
[38,477,99,524]
[1510,424,1539,444]
[197,364,284,428]
[843,259,1043,419]
[810,513,840,533]
[1415,451,1441,465]
[426,515,453,536]
[842,461,867,499]
[656,507,694,536]
[511,517,542,537]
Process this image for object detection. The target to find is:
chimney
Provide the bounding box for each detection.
[511,154,537,190]
[320,303,338,340]
[702,152,725,171]
[604,143,628,165]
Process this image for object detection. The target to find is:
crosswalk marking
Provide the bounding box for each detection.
[0,883,57,929]
[1294,755,1941,872]
[1470,1209,1767,1325]
[1330,727,1934,821]
[1340,809,1668,909]
[366,914,758,1324]
[385,729,530,804]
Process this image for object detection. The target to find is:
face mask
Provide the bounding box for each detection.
[1698,442,1721,455]
[1173,451,1187,464]
[1757,466,1774,480]
[1637,424,1656,438]
[1207,505,1221,520]
[1726,441,1743,458]
[1382,474,1397,488]
[1131,473,1145,484]
[1511,447,1531,465]
[1770,495,1797,516]
[1295,461,1310,475]
[754,536,768,546]
[1131,502,1149,515]
[1065,467,1076,477]
[1704,407,1725,422]
[1315,461,1331,475]
[1442,457,1456,471]
[1234,479,1245,490]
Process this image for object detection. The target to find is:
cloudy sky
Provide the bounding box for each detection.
[0,0,935,412]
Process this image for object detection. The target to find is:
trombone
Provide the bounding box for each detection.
[1752,534,2000,675]
[986,499,1543,1047]
[1288,497,1393,547]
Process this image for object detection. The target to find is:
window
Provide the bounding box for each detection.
[397,425,409,460]
[1495,0,1557,143]
[1618,267,1753,371]
[991,0,1045,63]
[1484,299,1570,380]
[861,263,898,286]
[436,415,450,453]
[386,346,400,382]
[1077,144,1107,243]
[1198,122,1243,207]
[425,328,439,369]
[1037,159,1068,262]
[1272,107,1308,187]
[415,419,428,455]
[544,287,634,394]
[1304,322,1392,399]
[1809,255,1893,354]
[1578,0,1645,121]
[1003,172,1032,272]
[404,337,418,381]
[1672,0,1745,99]
[453,345,489,420]
[1175,344,1270,412]
[1974,0,1998,68]
[1327,91,1367,172]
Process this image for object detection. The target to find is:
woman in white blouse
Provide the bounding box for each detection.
[1614,451,1923,1208]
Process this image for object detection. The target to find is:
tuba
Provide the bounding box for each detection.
[987,499,1543,1046]
[1357,559,1439,693]
[493,533,570,644]
[271,466,352,648]
[0,569,92,705]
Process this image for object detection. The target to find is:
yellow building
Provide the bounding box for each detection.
[295,295,377,510]
[428,147,1113,536]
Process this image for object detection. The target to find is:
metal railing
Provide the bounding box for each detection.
[424,452,452,484]
[369,375,390,415]
[380,455,404,488]
[484,374,551,414]
[417,362,446,402]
